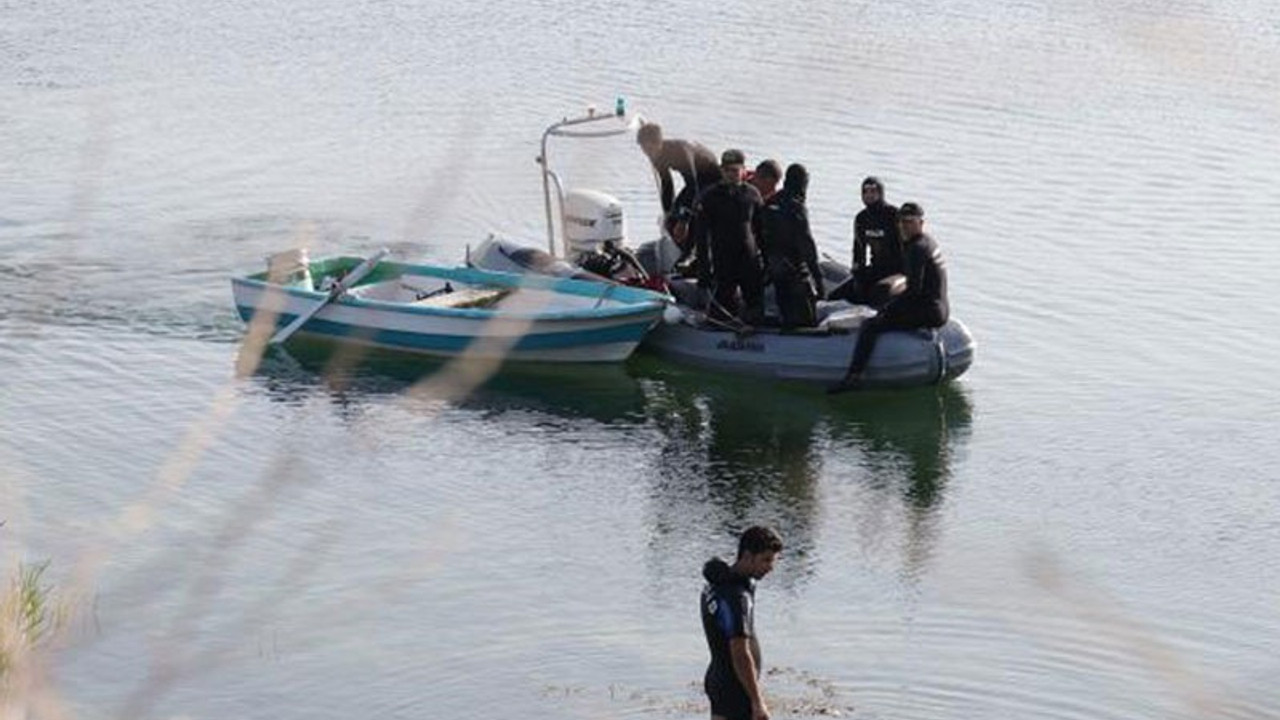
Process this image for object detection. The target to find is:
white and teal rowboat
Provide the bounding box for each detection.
[231,255,668,363]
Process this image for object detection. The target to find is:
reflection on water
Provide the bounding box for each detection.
[252,341,973,588]
[636,362,826,586]
[828,384,972,509]
[826,383,973,585]
[632,358,973,588]
[253,337,650,425]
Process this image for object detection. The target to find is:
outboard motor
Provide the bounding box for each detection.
[562,189,626,257]
[562,189,650,284]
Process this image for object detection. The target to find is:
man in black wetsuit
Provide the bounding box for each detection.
[690,149,766,323]
[637,122,723,252]
[758,163,824,329]
[832,176,904,305]
[830,202,949,392]
[701,526,784,720]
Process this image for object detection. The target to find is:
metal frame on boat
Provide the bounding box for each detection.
[538,99,641,258]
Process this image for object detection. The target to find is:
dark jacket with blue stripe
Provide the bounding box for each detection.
[700,558,760,702]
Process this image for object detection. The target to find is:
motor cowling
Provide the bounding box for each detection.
[562,189,626,257]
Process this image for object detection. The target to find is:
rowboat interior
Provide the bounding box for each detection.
[346,276,633,313]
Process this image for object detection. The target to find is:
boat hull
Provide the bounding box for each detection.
[232,260,665,363]
[641,317,975,387]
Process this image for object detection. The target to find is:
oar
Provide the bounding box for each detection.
[269,248,390,346]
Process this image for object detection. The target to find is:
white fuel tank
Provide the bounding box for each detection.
[562,189,626,256]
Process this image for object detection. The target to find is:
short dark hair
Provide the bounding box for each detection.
[636,123,663,145]
[737,525,783,557]
[721,148,746,167]
[754,159,782,180]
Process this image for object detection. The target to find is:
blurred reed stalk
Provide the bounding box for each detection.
[1,561,71,719]
[4,98,512,717]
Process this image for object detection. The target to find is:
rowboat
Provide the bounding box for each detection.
[231,253,667,363]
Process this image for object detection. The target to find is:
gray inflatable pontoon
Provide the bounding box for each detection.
[649,278,973,387]
[469,236,975,388]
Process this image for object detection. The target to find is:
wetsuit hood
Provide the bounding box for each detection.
[703,557,737,584]
[781,163,809,203]
[861,175,886,208]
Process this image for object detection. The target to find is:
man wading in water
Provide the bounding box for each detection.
[700,526,784,720]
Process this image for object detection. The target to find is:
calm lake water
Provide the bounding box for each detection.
[3,0,1280,718]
